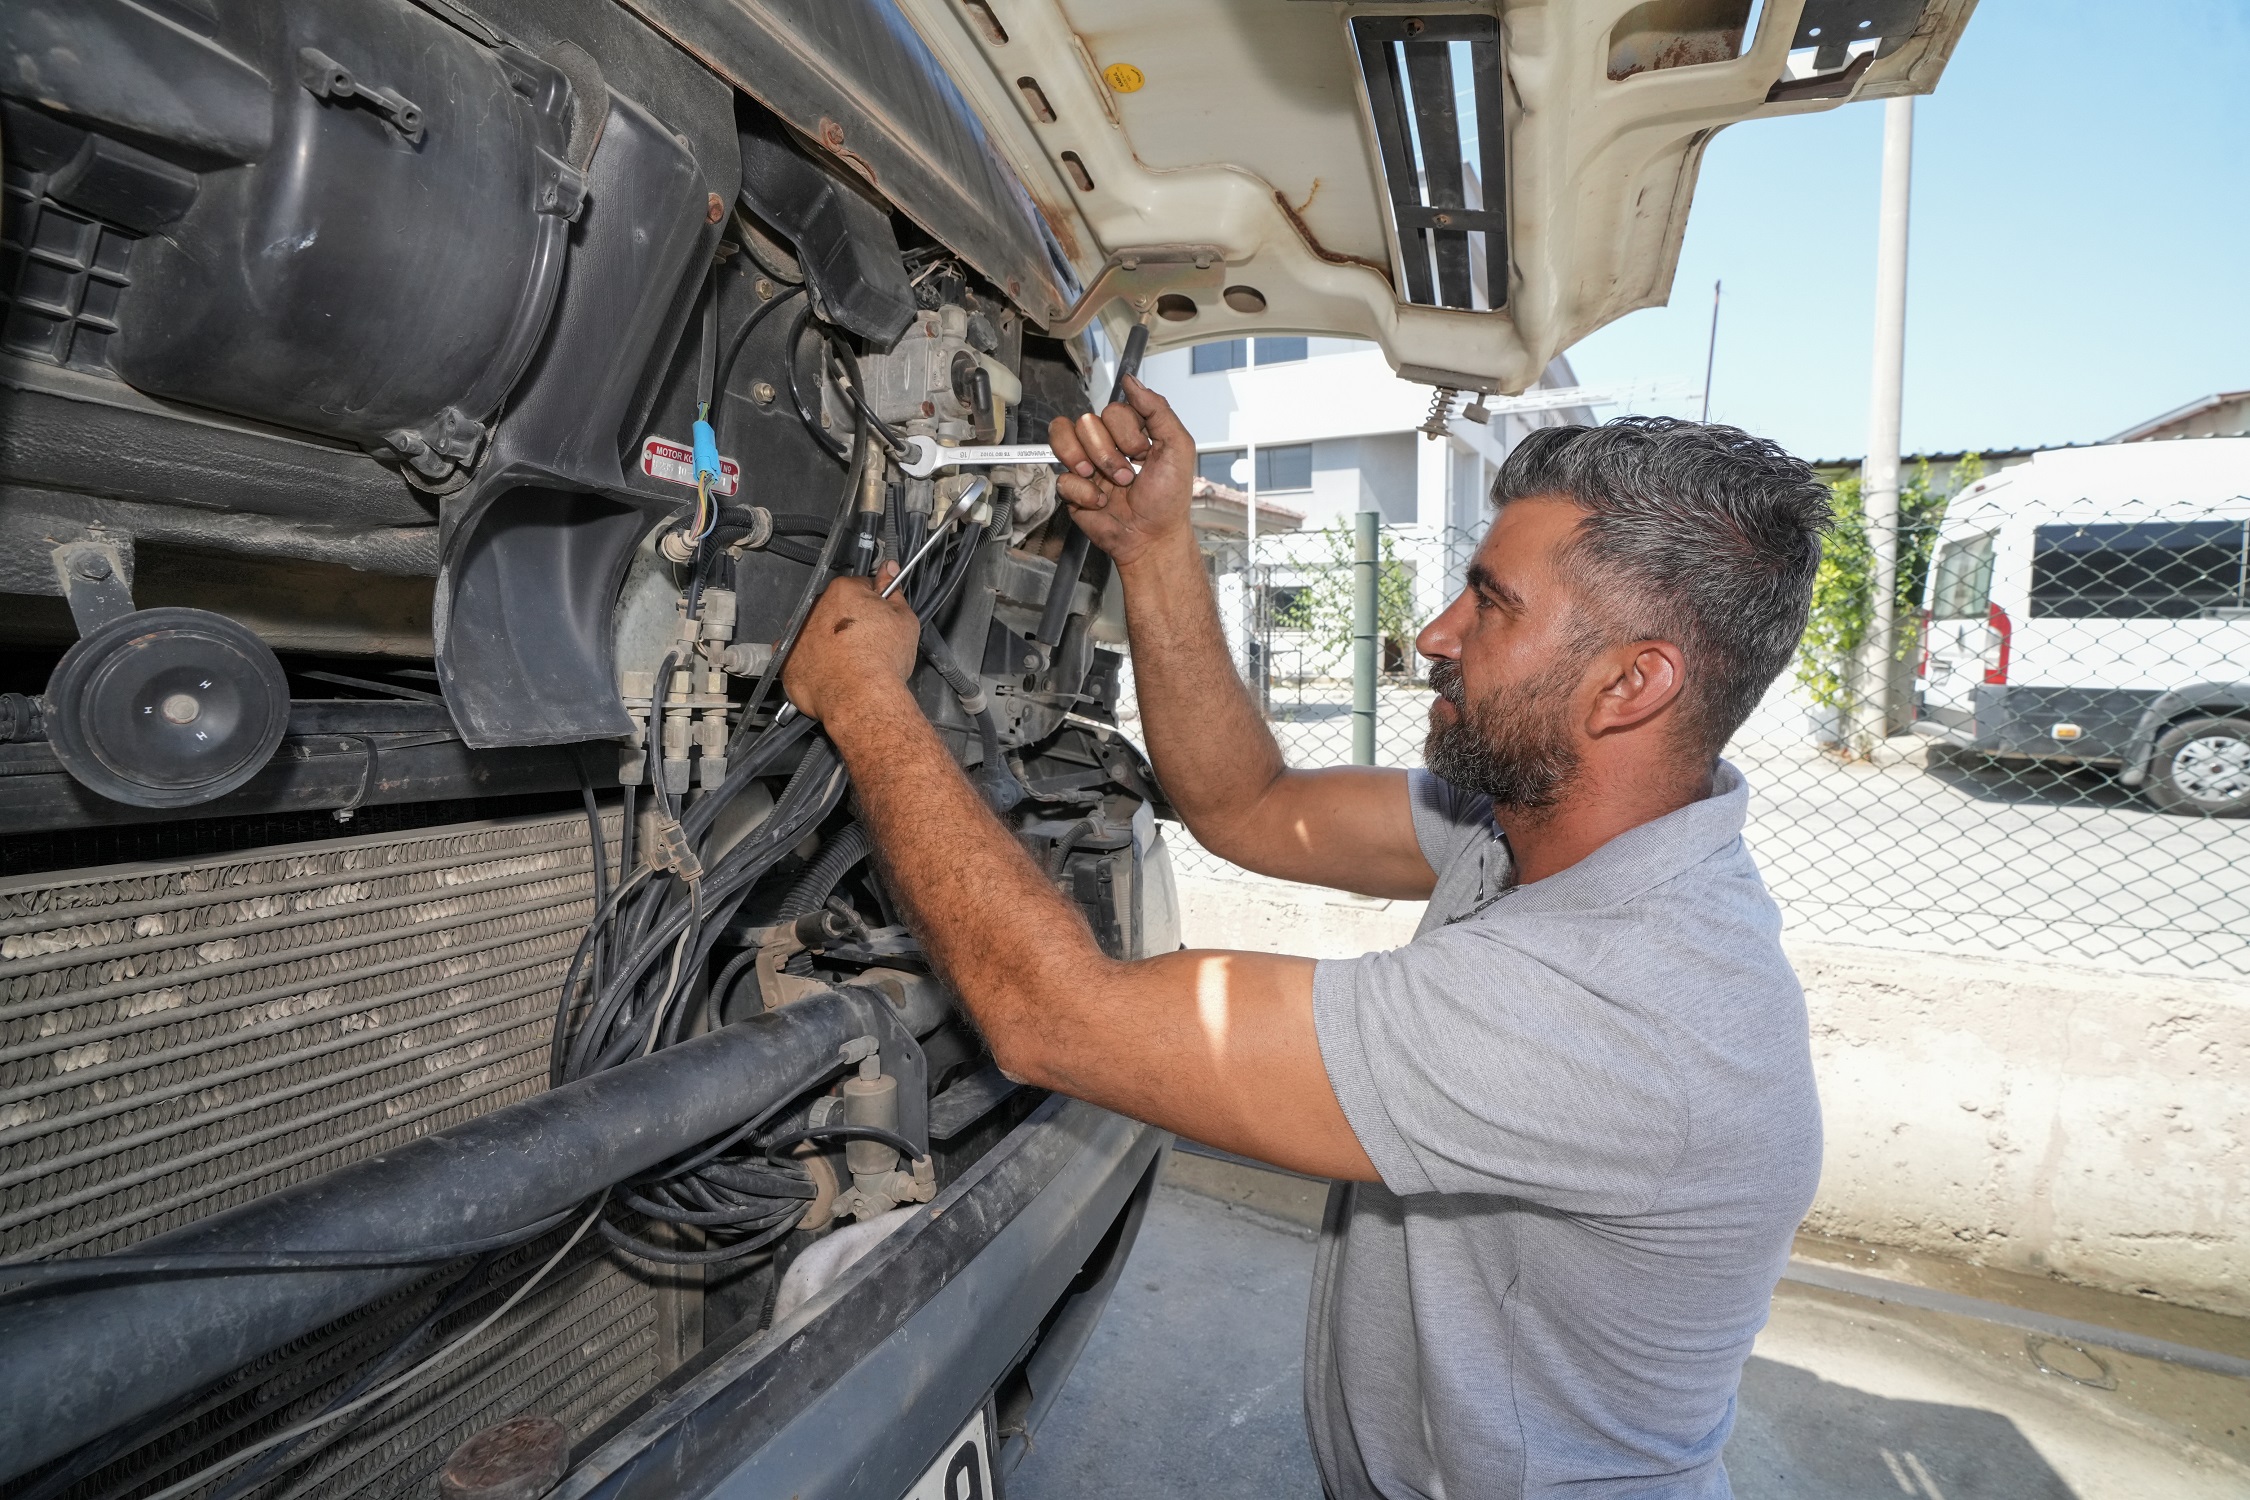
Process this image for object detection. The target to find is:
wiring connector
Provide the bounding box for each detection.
[642,809,704,881]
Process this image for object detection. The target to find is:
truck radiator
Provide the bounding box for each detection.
[0,812,668,1500]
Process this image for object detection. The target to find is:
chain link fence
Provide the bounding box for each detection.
[1127,494,2250,975]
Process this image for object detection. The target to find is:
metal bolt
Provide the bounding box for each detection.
[75,554,111,581]
[159,693,201,726]
[754,277,774,300]
[706,192,725,224]
[750,380,776,405]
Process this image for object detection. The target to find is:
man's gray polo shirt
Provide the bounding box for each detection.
[1306,762,1822,1498]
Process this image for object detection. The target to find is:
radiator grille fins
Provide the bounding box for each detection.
[45,1230,657,1500]
[0,813,661,1500]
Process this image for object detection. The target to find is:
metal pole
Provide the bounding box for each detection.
[1862,97,1913,741]
[1245,446,1264,710]
[1700,279,1721,423]
[1352,509,1378,765]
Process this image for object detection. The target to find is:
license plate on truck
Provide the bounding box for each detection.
[901,1408,994,1500]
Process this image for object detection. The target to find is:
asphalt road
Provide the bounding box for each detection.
[1728,733,2249,974]
[1133,679,2250,977]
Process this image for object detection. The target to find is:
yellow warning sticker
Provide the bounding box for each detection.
[1103,62,1146,94]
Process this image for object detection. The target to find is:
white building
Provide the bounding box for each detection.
[1138,336,1597,536]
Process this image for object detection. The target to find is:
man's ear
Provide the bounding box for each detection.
[1585,640,1687,736]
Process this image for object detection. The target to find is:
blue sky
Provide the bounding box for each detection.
[1564,1,2250,462]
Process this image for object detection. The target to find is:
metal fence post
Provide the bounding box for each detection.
[1352,509,1378,765]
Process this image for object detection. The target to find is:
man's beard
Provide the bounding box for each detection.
[1424,655,1586,816]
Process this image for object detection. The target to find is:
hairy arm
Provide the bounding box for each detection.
[1052,380,1435,899]
[786,575,1378,1182]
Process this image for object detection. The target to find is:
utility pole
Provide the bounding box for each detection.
[1860,96,1913,744]
[1701,280,1721,424]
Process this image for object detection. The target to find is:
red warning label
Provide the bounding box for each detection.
[641,436,741,496]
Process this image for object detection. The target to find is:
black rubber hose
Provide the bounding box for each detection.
[598,1204,802,1265]
[738,421,871,736]
[918,620,1017,810]
[779,823,872,921]
[825,332,913,463]
[1036,320,1150,646]
[0,1209,584,1291]
[1036,529,1089,649]
[1046,814,1104,876]
[713,283,806,449]
[787,303,851,462]
[762,1124,920,1165]
[0,990,901,1477]
[918,618,982,707]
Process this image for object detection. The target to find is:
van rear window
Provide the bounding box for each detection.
[1929,533,1995,619]
[2030,520,2248,619]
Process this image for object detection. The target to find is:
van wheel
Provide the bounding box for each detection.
[2146,718,2250,816]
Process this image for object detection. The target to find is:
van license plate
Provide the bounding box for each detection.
[900,1408,993,1500]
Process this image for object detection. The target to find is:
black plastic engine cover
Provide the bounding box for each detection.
[737,109,914,346]
[101,0,581,484]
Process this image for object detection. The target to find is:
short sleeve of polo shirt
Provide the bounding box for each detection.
[1312,778,1687,1214]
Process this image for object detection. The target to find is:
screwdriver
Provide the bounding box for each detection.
[769,478,989,727]
[882,477,990,599]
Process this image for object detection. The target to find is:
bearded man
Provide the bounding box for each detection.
[781,380,1832,1499]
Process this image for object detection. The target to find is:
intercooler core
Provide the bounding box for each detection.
[0,812,684,1500]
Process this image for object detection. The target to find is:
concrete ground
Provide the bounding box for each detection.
[1010,1153,2250,1500]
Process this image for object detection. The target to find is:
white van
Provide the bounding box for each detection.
[1914,439,2250,815]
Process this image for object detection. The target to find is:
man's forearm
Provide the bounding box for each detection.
[1114,531,1289,850]
[818,681,1112,1078]
[813,682,1376,1180]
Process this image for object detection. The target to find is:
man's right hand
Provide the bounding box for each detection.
[1047,376,1198,569]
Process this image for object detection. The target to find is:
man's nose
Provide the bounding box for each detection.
[1417,592,1469,663]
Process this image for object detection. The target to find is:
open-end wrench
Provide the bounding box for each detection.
[896,436,1059,480]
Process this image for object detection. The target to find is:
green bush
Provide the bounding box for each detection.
[1795,455,1981,715]
[1272,524,1425,672]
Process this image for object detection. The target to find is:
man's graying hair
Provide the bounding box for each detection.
[1493,416,1832,761]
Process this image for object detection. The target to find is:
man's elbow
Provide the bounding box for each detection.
[972,955,1117,1093]
[984,1027,1051,1090]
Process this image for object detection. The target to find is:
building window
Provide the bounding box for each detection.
[1197,448,1245,487]
[1256,444,1313,492]
[1254,337,1308,365]
[1191,339,1248,374]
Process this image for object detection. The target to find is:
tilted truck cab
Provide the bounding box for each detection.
[0,3,1972,1496]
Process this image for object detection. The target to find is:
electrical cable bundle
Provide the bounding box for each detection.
[549,281,965,1266]
[0,259,1022,1500]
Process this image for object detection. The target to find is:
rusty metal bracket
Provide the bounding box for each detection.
[1048,245,1229,338]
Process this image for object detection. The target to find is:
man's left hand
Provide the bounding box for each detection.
[782,563,920,724]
